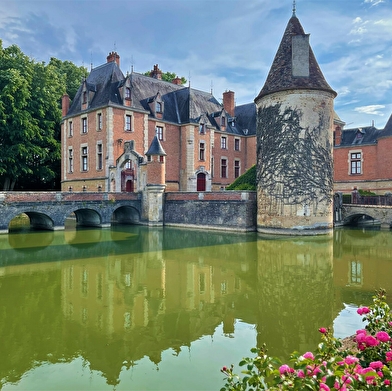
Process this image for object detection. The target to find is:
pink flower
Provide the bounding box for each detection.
[357,306,370,315]
[370,361,383,369]
[356,329,367,335]
[297,369,305,378]
[303,352,314,360]
[384,379,391,385]
[376,331,390,342]
[279,364,293,375]
[319,327,327,334]
[344,356,359,365]
[365,335,379,347]
[320,383,330,391]
[386,351,392,361]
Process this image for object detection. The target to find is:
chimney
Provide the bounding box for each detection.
[106,51,120,67]
[172,76,182,85]
[150,64,162,80]
[334,126,342,146]
[62,94,70,117]
[223,90,235,117]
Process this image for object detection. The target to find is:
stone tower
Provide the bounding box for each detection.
[254,9,336,235]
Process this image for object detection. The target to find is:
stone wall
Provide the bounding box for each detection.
[164,191,257,231]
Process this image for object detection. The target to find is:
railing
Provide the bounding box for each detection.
[345,193,392,206]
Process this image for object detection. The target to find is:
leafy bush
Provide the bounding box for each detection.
[226,165,256,191]
[221,289,392,390]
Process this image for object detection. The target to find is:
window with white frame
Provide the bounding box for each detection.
[97,113,102,131]
[125,114,132,131]
[350,151,362,175]
[221,158,227,178]
[156,126,163,140]
[97,143,103,170]
[156,101,162,113]
[69,121,73,137]
[234,160,240,178]
[221,136,227,149]
[234,138,240,151]
[68,148,73,173]
[81,146,88,171]
[199,141,205,161]
[199,123,205,134]
[82,117,87,134]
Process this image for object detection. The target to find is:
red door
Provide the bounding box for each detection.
[197,173,206,191]
[126,180,134,192]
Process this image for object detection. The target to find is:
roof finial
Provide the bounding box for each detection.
[292,0,296,17]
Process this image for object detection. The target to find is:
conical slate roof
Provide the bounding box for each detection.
[255,15,336,102]
[146,135,167,156]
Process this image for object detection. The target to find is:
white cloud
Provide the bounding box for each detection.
[354,105,386,116]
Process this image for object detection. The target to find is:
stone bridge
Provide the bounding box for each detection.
[341,204,392,229]
[0,192,143,233]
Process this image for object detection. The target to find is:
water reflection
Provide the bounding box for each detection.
[0,227,391,390]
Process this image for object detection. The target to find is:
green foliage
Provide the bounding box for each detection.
[226,165,256,190]
[143,70,187,84]
[358,189,377,196]
[0,41,87,190]
[221,289,392,390]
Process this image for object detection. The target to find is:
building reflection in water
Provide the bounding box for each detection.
[1,226,392,387]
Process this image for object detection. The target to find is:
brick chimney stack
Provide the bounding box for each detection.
[107,51,120,67]
[223,90,235,117]
[172,76,182,85]
[150,64,162,80]
[62,94,70,117]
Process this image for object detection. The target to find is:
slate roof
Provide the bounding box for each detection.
[338,126,380,147]
[146,135,167,156]
[66,60,255,137]
[255,15,336,101]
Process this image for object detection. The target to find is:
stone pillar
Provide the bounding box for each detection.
[143,184,166,225]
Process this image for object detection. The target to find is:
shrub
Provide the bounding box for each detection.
[226,165,256,191]
[220,289,392,390]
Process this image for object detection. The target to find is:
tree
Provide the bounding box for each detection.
[0,41,87,190]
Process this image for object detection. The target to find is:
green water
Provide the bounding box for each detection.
[0,225,391,390]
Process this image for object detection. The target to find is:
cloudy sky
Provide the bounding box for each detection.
[1,0,391,129]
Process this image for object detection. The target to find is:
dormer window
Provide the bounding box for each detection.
[221,116,226,127]
[82,91,87,104]
[199,123,205,134]
[156,101,162,113]
[125,87,131,99]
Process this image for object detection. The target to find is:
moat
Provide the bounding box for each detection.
[0,224,391,390]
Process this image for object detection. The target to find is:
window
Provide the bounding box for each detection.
[125,115,132,131]
[125,87,131,99]
[156,126,163,140]
[156,101,162,113]
[68,121,73,137]
[350,260,362,285]
[82,117,87,134]
[234,160,240,178]
[234,138,240,151]
[68,148,73,173]
[97,113,102,131]
[221,136,227,149]
[159,155,164,163]
[221,116,226,127]
[350,152,361,174]
[82,91,87,104]
[199,123,205,134]
[97,143,103,170]
[199,141,205,161]
[81,146,88,171]
[221,158,227,178]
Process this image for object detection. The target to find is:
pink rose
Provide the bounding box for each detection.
[319,327,327,334]
[320,383,330,391]
[370,361,383,369]
[365,335,379,347]
[344,356,359,365]
[357,306,370,315]
[376,331,390,342]
[303,352,314,360]
[279,364,292,375]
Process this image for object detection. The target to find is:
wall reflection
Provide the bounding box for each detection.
[0,227,392,387]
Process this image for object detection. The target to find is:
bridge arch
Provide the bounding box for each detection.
[9,211,55,231]
[73,208,102,228]
[112,205,141,225]
[343,213,382,228]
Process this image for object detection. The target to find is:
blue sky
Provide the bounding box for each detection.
[1,0,391,129]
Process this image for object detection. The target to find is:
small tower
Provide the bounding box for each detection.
[254,8,337,235]
[143,135,166,225]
